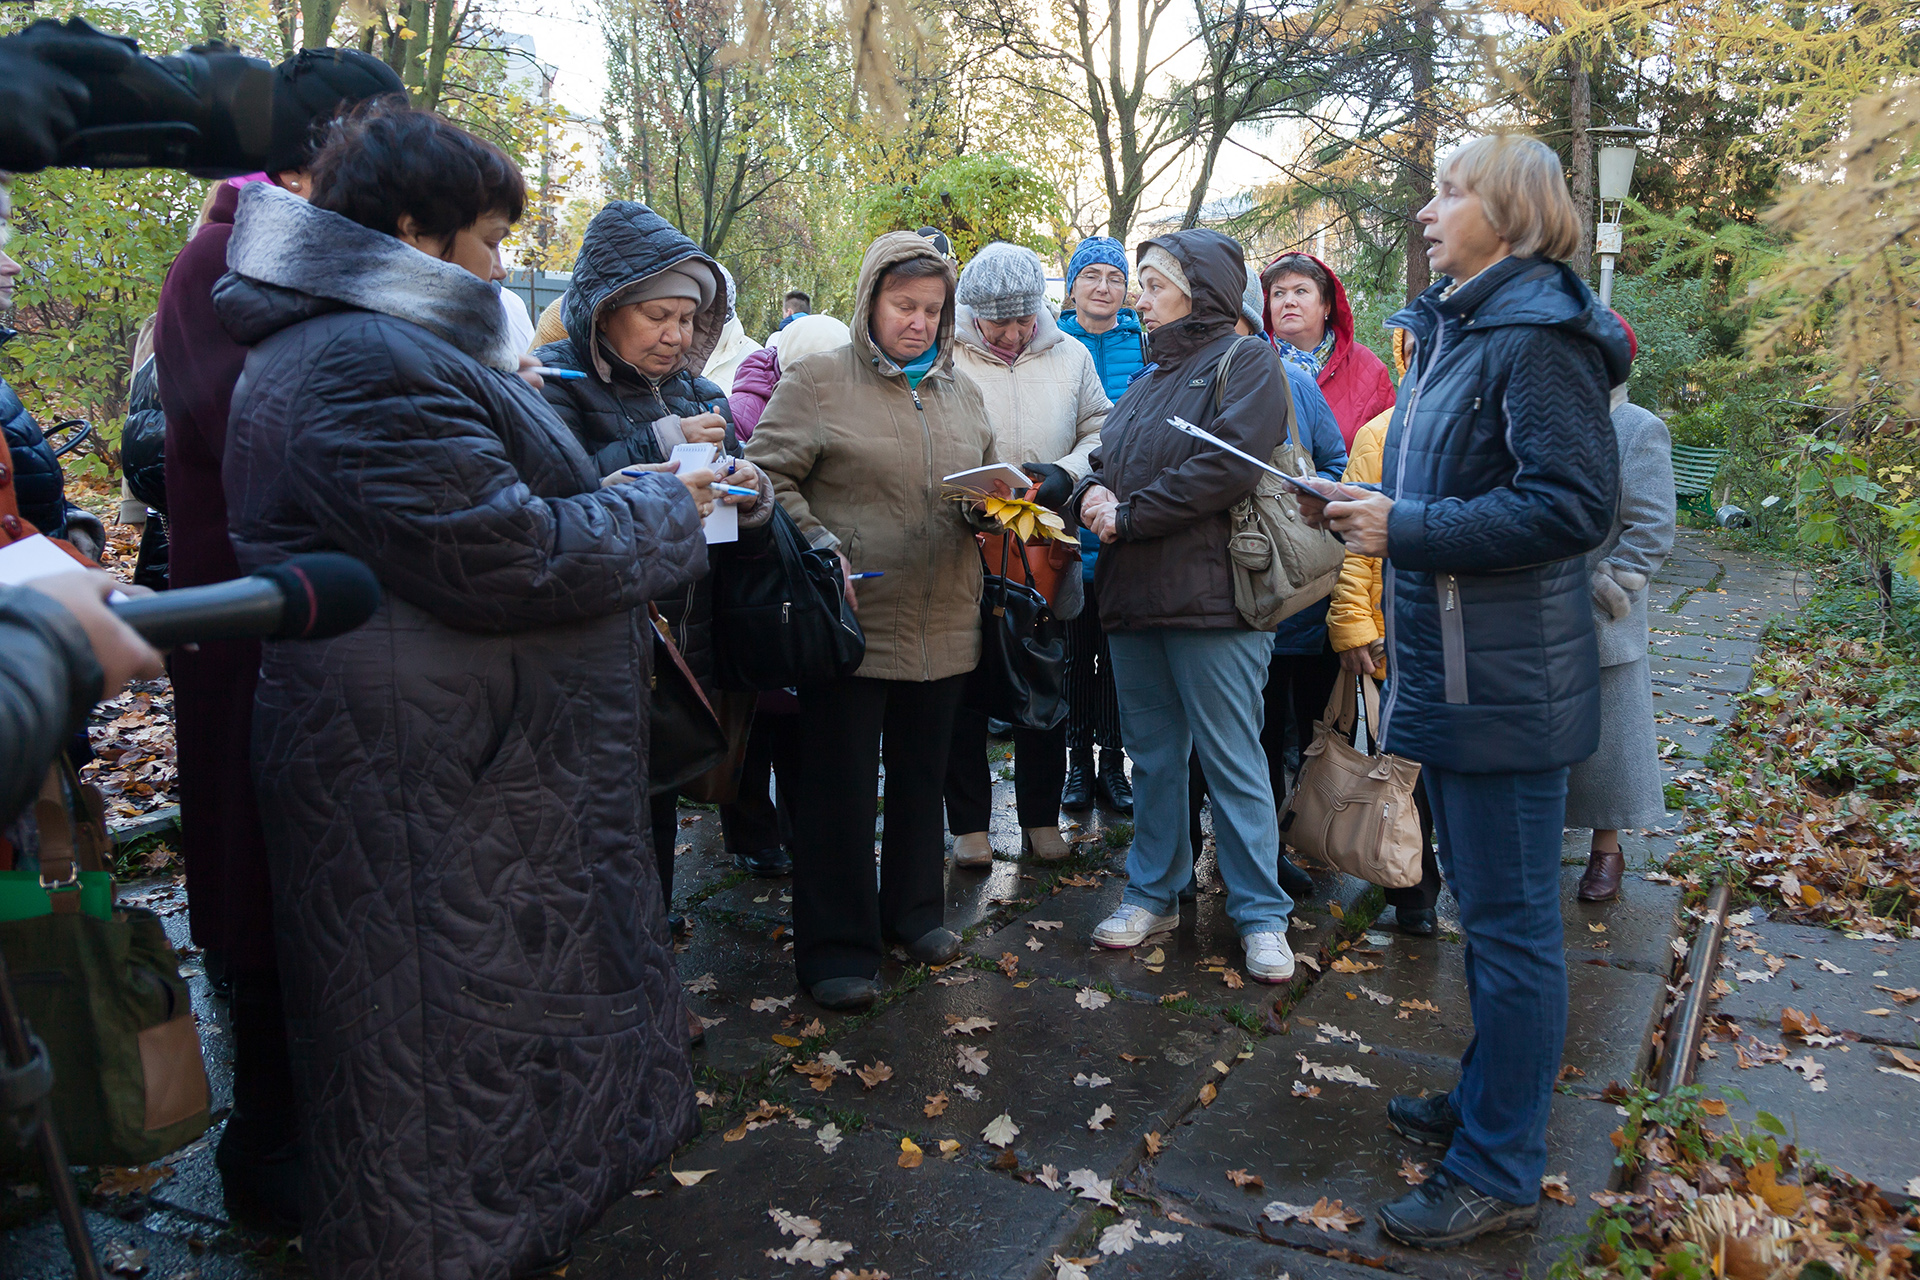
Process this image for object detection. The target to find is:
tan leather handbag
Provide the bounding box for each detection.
[1279,675,1425,889]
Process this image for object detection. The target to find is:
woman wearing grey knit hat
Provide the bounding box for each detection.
[945,241,1112,866]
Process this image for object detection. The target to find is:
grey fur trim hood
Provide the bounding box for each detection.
[219,183,522,372]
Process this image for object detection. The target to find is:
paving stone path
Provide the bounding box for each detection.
[11,528,1894,1280]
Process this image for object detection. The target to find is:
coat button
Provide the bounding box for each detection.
[1,514,22,538]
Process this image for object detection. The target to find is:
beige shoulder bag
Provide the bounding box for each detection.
[1279,675,1425,889]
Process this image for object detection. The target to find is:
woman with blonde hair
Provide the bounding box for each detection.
[1299,134,1629,1248]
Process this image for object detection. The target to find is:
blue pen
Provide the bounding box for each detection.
[528,366,587,380]
[620,469,757,499]
[846,571,885,581]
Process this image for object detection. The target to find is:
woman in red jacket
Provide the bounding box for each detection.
[1261,252,1395,447]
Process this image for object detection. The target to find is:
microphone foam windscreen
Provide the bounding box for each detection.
[259,553,382,639]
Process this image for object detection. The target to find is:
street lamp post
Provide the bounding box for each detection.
[1588,125,1652,307]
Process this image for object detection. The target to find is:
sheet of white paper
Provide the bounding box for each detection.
[668,443,738,545]
[0,533,130,602]
[941,462,1034,494]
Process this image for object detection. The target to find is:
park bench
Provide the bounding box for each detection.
[1670,444,1726,521]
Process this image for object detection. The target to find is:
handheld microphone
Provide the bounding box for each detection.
[110,552,382,648]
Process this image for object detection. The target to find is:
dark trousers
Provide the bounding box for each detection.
[1383,777,1443,912]
[1427,763,1570,1206]
[790,674,965,985]
[1264,646,1342,803]
[722,712,800,857]
[650,792,680,908]
[943,708,1067,834]
[1064,590,1121,753]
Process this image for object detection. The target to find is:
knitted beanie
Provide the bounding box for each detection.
[1137,245,1191,299]
[956,242,1048,321]
[1066,236,1129,290]
[1240,265,1266,331]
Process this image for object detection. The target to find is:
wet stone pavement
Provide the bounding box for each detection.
[6,529,1879,1280]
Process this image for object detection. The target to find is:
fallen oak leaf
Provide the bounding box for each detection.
[854,1061,893,1089]
[998,952,1020,978]
[1540,1173,1575,1206]
[1198,1082,1218,1106]
[1029,919,1064,931]
[924,1092,949,1117]
[1746,1160,1804,1215]
[1065,1168,1116,1207]
[1225,1168,1265,1190]
[1072,1072,1111,1088]
[957,1045,990,1076]
[1291,1080,1321,1098]
[768,1238,856,1267]
[1098,1219,1143,1255]
[815,1123,843,1154]
[942,1016,996,1036]
[1399,1158,1428,1185]
[897,1137,923,1169]
[1398,998,1439,1014]
[1329,956,1378,974]
[1026,937,1042,951]
[1036,1164,1062,1190]
[982,1113,1021,1148]
[1158,990,1189,1004]
[1220,967,1244,989]
[1075,988,1111,1010]
[751,995,795,1013]
[938,1139,962,1157]
[1874,985,1919,1003]
[1086,1104,1115,1130]
[1144,1131,1164,1156]
[93,1164,174,1198]
[770,1207,822,1238]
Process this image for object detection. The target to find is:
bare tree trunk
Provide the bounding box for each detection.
[301,0,343,49]
[419,0,456,112]
[1568,53,1594,279]
[1403,0,1435,302]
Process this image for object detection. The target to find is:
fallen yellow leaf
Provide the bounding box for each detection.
[1747,1160,1804,1216]
[938,1139,962,1156]
[898,1137,924,1169]
[1700,1098,1729,1117]
[1199,1082,1218,1107]
[772,1034,802,1047]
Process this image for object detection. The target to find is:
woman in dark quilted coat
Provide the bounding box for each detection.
[1304,135,1627,1249]
[535,201,778,910]
[216,106,707,1280]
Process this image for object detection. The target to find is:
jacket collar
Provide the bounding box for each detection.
[1059,307,1141,340]
[1388,255,1631,387]
[223,184,519,372]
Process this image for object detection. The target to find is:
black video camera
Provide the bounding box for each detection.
[1,17,272,176]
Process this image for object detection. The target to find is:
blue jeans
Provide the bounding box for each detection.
[1107,629,1292,935]
[1426,763,1570,1206]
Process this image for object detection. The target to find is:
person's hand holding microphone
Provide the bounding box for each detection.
[25,571,163,696]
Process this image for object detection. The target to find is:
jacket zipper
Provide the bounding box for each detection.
[1376,315,1447,745]
[1439,572,1468,704]
[913,384,936,682]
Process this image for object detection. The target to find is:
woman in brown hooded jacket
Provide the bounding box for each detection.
[747,231,997,1010]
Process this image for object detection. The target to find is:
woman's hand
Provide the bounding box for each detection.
[605,460,716,517]
[680,412,727,445]
[25,571,164,695]
[836,550,859,614]
[722,459,763,506]
[1299,480,1393,558]
[516,354,545,390]
[1337,644,1378,676]
[1079,483,1120,544]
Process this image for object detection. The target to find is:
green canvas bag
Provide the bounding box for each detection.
[0,763,210,1169]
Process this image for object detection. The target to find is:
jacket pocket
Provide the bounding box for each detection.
[1439,572,1468,704]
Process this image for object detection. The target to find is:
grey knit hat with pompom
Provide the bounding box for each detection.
[956,242,1048,321]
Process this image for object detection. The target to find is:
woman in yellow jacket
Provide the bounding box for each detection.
[1325,376,1443,935]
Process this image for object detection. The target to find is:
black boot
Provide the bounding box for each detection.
[217,964,304,1235]
[1061,748,1095,810]
[1276,853,1315,902]
[1095,751,1133,815]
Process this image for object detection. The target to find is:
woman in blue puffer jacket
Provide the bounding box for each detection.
[1303,135,1626,1250]
[1056,237,1147,813]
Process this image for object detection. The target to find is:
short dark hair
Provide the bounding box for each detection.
[784,289,811,309]
[1260,253,1334,311]
[877,256,954,290]
[309,99,526,241]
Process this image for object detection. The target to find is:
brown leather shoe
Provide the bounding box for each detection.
[1578,849,1625,902]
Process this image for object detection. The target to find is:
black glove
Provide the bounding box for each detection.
[1022,462,1073,511]
[0,19,137,171]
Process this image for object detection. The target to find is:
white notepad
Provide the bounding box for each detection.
[671,443,738,545]
[941,463,1034,495]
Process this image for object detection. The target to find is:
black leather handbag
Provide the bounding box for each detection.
[967,537,1069,731]
[711,504,865,691]
[648,605,730,797]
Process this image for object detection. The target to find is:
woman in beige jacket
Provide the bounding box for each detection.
[747,231,997,1010]
[944,242,1109,864]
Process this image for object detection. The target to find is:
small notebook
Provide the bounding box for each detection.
[941,463,1035,495]
[670,443,738,545]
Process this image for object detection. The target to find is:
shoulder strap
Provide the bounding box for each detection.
[1210,336,1303,463]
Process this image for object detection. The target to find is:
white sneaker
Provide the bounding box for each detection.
[1243,930,1296,983]
[952,832,994,868]
[1092,904,1180,949]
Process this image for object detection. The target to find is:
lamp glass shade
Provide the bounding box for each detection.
[1598,145,1638,201]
